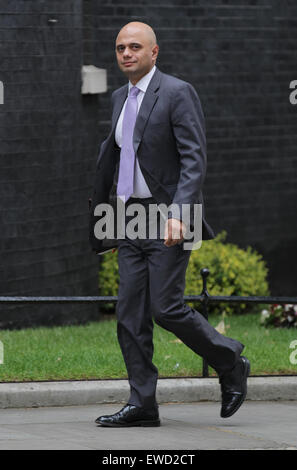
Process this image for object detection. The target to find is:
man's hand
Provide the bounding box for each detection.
[164,218,186,247]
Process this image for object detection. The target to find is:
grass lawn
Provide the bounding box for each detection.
[0,312,296,382]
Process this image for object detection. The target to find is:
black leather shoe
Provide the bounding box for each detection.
[219,356,250,418]
[95,404,161,427]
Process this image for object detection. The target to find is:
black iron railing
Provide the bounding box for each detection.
[1,268,296,377]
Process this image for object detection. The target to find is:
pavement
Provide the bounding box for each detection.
[0,376,296,450]
[0,401,297,450]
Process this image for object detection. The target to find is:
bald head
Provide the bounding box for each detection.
[116,22,157,47]
[115,22,159,85]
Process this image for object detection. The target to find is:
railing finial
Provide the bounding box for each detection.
[200,267,210,296]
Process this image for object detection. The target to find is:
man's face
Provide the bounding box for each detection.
[115,27,158,83]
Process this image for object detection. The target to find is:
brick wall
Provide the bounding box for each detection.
[85,0,297,295]
[0,0,100,328]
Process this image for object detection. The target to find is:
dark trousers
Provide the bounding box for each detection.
[116,197,244,410]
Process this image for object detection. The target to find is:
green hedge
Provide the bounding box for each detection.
[98,249,120,312]
[98,231,270,315]
[184,231,270,314]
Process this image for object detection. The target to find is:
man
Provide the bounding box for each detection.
[89,22,250,427]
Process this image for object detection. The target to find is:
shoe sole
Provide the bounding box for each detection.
[221,356,250,419]
[96,419,161,427]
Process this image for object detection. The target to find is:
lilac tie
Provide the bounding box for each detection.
[117,86,140,202]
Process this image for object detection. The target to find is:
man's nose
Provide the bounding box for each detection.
[123,47,132,57]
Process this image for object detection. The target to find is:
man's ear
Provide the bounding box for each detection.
[152,44,159,61]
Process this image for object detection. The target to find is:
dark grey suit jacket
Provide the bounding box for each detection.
[89,66,215,254]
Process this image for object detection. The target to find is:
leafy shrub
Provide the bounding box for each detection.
[98,231,270,315]
[98,250,119,312]
[184,231,270,315]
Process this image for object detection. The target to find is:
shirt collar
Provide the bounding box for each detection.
[128,65,156,94]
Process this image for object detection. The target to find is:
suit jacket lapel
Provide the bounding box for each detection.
[111,85,128,132]
[133,67,162,153]
[110,67,162,151]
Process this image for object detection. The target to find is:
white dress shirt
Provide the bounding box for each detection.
[115,65,156,198]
